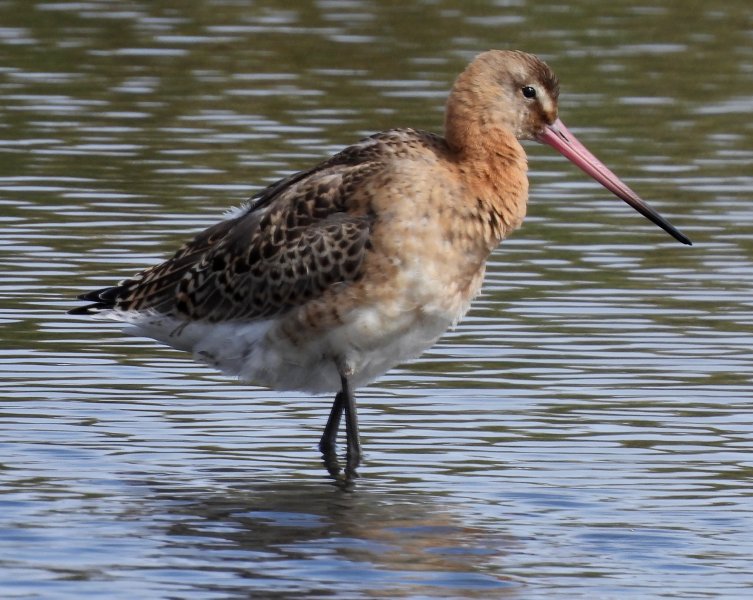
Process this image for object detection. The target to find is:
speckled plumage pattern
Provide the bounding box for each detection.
[71,50,686,474]
[73,115,531,393]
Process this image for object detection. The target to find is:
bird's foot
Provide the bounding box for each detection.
[320,445,360,482]
[322,451,342,479]
[344,445,360,481]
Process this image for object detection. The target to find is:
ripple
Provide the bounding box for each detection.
[1,1,753,598]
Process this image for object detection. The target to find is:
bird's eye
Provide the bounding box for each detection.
[522,85,537,99]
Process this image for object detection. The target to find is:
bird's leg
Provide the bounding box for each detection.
[340,374,361,475]
[319,362,361,480]
[319,391,344,457]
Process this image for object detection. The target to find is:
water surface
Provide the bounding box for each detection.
[2,0,753,598]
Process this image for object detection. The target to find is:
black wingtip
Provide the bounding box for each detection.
[69,286,120,315]
[68,304,99,315]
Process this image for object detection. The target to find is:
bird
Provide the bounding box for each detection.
[70,50,691,478]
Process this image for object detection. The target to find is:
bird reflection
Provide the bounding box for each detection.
[140,477,518,597]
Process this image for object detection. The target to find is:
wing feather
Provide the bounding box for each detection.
[71,129,449,320]
[72,146,378,321]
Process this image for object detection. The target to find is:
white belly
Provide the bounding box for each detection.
[120,305,458,394]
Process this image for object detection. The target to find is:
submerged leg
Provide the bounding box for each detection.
[319,391,344,457]
[318,368,362,480]
[340,374,361,473]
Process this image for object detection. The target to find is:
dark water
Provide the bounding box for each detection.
[2,0,753,598]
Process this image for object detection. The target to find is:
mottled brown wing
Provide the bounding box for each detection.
[71,128,447,320]
[73,162,375,322]
[170,209,372,322]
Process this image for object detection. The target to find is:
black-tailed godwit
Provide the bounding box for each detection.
[71,50,691,477]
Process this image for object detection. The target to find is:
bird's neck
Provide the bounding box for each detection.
[444,112,530,248]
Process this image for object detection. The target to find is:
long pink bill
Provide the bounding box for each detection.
[536,118,691,246]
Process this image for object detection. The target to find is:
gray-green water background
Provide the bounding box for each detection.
[2,0,752,598]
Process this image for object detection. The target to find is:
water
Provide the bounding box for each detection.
[2,0,753,597]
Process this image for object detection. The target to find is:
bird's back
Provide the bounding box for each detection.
[73,128,498,392]
[75,128,447,320]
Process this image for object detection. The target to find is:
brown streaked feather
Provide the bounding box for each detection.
[73,129,449,321]
[171,211,372,322]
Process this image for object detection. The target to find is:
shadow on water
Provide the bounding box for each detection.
[131,476,519,598]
